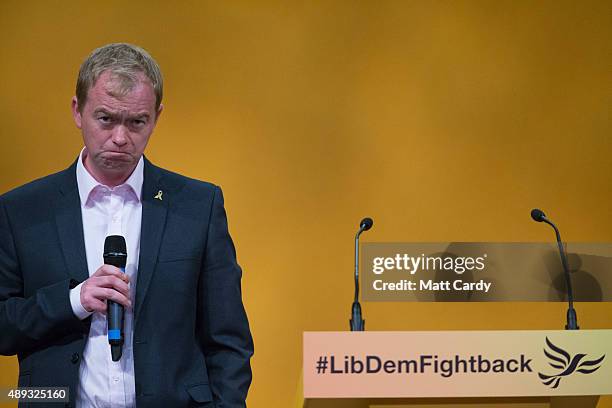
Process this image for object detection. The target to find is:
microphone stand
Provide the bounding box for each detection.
[541,218,579,330]
[531,209,579,330]
[350,220,370,331]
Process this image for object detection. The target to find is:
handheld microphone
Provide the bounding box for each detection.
[104,235,128,361]
[351,217,373,331]
[530,209,578,330]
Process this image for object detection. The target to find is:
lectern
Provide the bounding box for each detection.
[299,330,611,408]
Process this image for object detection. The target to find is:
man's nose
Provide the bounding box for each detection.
[111,125,129,146]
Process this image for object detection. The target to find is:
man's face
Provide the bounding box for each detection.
[71,70,162,183]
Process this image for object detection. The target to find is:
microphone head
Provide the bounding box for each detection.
[530,208,546,222]
[104,235,127,257]
[360,217,374,231]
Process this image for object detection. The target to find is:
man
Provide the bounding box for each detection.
[0,43,253,407]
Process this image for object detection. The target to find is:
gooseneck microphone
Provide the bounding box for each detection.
[351,217,373,331]
[104,235,128,361]
[530,209,579,330]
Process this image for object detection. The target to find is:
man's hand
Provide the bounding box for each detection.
[80,265,131,314]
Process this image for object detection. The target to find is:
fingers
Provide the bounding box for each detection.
[91,287,132,309]
[92,264,130,283]
[81,285,132,314]
[94,275,130,298]
[81,265,132,313]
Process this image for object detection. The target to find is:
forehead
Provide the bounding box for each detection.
[87,70,156,113]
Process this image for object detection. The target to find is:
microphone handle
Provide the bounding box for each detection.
[104,256,127,360]
[107,266,125,346]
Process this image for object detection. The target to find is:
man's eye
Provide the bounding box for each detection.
[98,116,111,124]
[132,119,146,126]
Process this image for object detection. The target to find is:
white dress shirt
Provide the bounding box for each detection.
[69,148,143,408]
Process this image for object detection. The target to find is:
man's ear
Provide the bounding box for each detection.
[154,103,164,124]
[71,96,82,129]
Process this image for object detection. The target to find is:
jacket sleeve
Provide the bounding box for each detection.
[0,197,83,356]
[197,186,254,407]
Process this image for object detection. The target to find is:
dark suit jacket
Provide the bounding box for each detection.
[0,158,253,408]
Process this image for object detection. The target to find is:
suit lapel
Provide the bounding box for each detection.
[55,162,89,284]
[135,159,168,322]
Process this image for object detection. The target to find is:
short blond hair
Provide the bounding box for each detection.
[75,43,163,112]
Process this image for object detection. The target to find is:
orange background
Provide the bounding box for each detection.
[0,1,610,407]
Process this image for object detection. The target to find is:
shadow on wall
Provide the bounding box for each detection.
[544,251,604,302]
[412,243,607,302]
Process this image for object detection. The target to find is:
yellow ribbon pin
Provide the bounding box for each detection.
[154,190,163,201]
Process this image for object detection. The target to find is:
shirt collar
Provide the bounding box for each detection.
[75,147,144,206]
